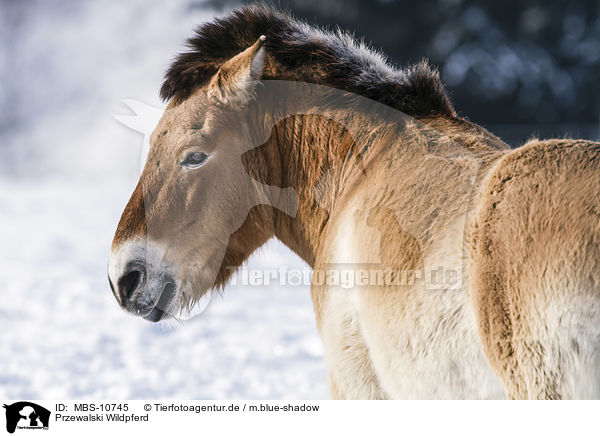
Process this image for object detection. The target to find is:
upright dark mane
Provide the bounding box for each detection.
[160,4,455,118]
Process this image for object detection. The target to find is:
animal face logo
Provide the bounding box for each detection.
[3,402,50,434]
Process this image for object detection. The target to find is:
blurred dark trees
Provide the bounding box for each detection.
[203,0,600,145]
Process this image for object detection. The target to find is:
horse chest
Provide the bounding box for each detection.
[316,210,506,399]
[362,290,505,399]
[319,281,505,399]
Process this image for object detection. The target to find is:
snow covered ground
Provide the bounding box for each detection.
[0,1,328,399]
[0,179,327,400]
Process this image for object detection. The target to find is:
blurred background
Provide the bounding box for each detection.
[1,0,598,399]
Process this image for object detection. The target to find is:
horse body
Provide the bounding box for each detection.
[108,6,600,399]
[471,138,600,399]
[315,130,600,399]
[313,135,503,399]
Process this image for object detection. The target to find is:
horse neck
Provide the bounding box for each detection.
[245,101,508,267]
[244,108,362,266]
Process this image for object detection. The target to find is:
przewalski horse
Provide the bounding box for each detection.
[108,5,600,399]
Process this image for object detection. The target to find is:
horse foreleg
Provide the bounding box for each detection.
[312,285,388,399]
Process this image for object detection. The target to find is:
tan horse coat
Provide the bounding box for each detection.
[109,6,600,399]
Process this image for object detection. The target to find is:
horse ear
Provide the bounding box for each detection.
[207,36,267,107]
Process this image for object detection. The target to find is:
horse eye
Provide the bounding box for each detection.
[181,152,209,168]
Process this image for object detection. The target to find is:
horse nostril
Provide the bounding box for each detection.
[117,267,144,301]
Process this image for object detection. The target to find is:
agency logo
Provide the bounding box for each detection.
[3,402,50,434]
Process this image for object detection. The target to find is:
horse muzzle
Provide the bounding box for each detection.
[108,241,177,322]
